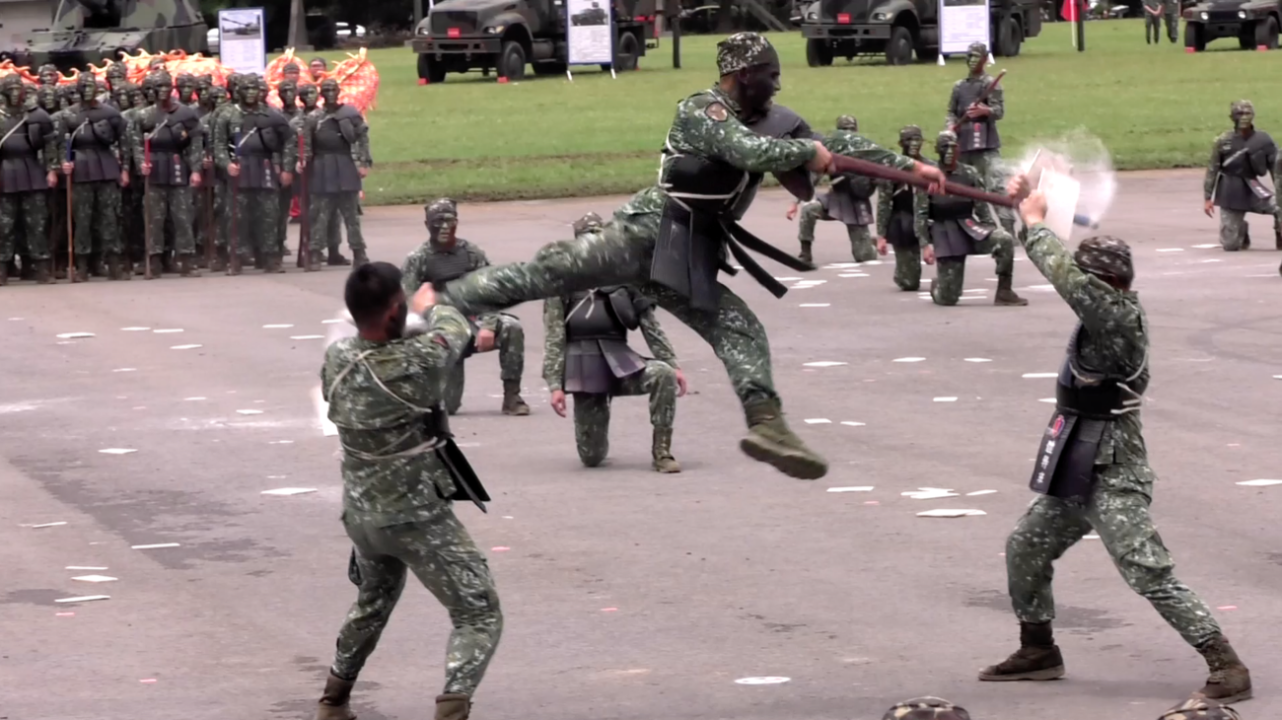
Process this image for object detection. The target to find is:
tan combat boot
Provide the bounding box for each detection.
[435,693,471,720]
[739,398,828,480]
[652,427,681,473]
[978,621,1066,681]
[501,380,530,416]
[994,273,1028,306]
[1194,634,1252,704]
[314,672,357,720]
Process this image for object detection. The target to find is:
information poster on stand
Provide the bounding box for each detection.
[218,8,267,75]
[566,0,614,66]
[939,0,991,55]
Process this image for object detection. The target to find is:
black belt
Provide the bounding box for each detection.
[1055,381,1126,420]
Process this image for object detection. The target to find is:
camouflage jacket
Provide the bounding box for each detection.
[825,129,917,174]
[945,74,1005,129]
[212,104,298,173]
[874,157,932,237]
[541,292,679,393]
[125,103,204,179]
[1023,224,1149,466]
[401,239,503,333]
[321,306,474,525]
[913,162,994,247]
[303,105,373,168]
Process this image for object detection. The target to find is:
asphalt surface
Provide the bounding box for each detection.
[3,169,1281,720]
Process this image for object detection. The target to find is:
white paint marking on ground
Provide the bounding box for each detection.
[55,595,110,603]
[804,418,832,424]
[268,440,295,445]
[66,566,108,571]
[772,276,802,282]
[263,324,295,329]
[1022,284,1054,291]
[933,397,958,403]
[827,486,874,493]
[1200,259,1223,264]
[860,260,884,266]
[56,332,95,339]
[903,489,960,499]
[1084,533,1101,539]
[28,521,68,528]
[1236,479,1282,487]
[261,488,318,496]
[838,272,871,278]
[290,335,325,340]
[1192,243,1219,249]
[236,409,264,415]
[131,543,180,550]
[917,509,987,518]
[799,303,831,308]
[840,421,866,427]
[803,361,847,367]
[1039,398,1056,403]
[184,397,207,401]
[112,368,137,373]
[171,344,202,350]
[121,326,151,331]
[734,677,791,685]
[964,358,992,363]
[1156,248,1184,253]
[98,448,137,455]
[71,575,118,583]
[967,490,998,496]
[893,357,926,363]
[1023,373,1057,378]
[963,289,987,294]
[321,318,345,324]
[153,328,184,334]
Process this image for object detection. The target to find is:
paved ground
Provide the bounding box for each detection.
[3,169,1282,720]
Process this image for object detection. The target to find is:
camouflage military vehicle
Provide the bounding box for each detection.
[413,0,658,82]
[1183,0,1280,50]
[797,0,1042,65]
[14,0,209,73]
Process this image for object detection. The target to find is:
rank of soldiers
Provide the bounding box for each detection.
[0,60,371,285]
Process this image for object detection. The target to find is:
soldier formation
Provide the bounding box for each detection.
[0,61,371,285]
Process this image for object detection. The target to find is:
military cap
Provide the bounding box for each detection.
[899,124,924,142]
[836,114,858,132]
[1230,99,1254,118]
[425,198,458,222]
[1158,698,1242,720]
[967,41,988,57]
[572,211,605,236]
[883,696,971,720]
[1074,235,1134,286]
[716,32,779,76]
[935,129,959,153]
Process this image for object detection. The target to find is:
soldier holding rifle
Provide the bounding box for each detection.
[945,42,1018,240]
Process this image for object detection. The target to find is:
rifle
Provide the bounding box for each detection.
[829,154,1018,208]
[296,132,310,269]
[229,129,240,275]
[143,136,153,279]
[950,70,1006,135]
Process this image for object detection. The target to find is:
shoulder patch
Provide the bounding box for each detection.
[705,102,729,122]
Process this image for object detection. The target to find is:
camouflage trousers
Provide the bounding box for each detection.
[1219,197,1282,251]
[960,150,1018,238]
[235,188,281,259]
[1005,463,1221,648]
[0,191,50,261]
[311,191,366,257]
[144,185,196,256]
[276,185,293,253]
[194,182,216,258]
[332,507,503,696]
[442,314,525,415]
[893,245,922,291]
[215,178,231,251]
[72,181,123,256]
[798,201,877,262]
[1164,10,1179,41]
[572,359,678,467]
[438,212,779,413]
[1144,12,1162,42]
[930,228,1015,306]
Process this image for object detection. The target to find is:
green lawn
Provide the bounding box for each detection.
[305,21,1278,205]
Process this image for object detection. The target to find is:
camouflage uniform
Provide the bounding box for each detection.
[981,228,1251,705]
[304,78,371,270]
[276,79,302,261]
[1203,100,1282,252]
[1143,0,1164,43]
[797,114,878,265]
[402,199,529,416]
[877,125,928,291]
[0,76,57,284]
[38,86,68,277]
[194,82,224,266]
[883,697,970,720]
[58,73,128,281]
[120,83,150,270]
[208,75,242,270]
[1162,0,1180,41]
[1159,699,1243,720]
[946,42,1018,239]
[915,131,1025,306]
[317,305,501,720]
[296,83,343,263]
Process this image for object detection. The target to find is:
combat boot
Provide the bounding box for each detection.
[314,671,356,720]
[435,693,471,720]
[147,254,164,279]
[178,254,202,278]
[264,254,285,274]
[91,257,107,277]
[739,398,828,480]
[1241,232,1251,250]
[0,263,8,286]
[34,260,52,285]
[352,248,369,267]
[994,273,1028,306]
[797,240,815,269]
[501,380,530,416]
[72,257,89,284]
[106,253,123,281]
[20,258,35,280]
[1194,634,1252,704]
[253,251,266,271]
[1274,226,1282,250]
[978,621,1066,681]
[211,249,227,273]
[328,248,351,266]
[227,254,243,277]
[163,253,177,274]
[307,251,326,272]
[652,427,681,473]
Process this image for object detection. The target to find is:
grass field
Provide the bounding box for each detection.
[305,20,1278,205]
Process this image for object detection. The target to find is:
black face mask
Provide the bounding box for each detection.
[387,301,409,339]
[737,62,780,114]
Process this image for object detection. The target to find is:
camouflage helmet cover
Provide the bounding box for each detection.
[883,697,972,720]
[716,32,779,76]
[899,124,924,143]
[105,62,127,79]
[572,212,605,236]
[425,198,458,223]
[0,73,22,93]
[320,77,341,93]
[1229,99,1254,119]
[1159,698,1243,720]
[836,114,858,132]
[967,41,988,58]
[76,72,97,95]
[1074,235,1134,286]
[935,129,959,154]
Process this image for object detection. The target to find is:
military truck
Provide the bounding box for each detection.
[413,0,658,82]
[797,0,1042,65]
[1182,0,1280,50]
[7,0,208,73]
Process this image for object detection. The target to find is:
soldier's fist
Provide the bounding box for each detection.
[923,244,936,265]
[475,328,496,353]
[876,237,888,256]
[280,171,294,187]
[62,161,74,175]
[550,390,567,417]
[190,172,203,188]
[806,141,834,174]
[1203,199,1215,218]
[358,167,369,179]
[1019,190,1048,226]
[228,162,240,177]
[119,170,130,187]
[46,171,57,187]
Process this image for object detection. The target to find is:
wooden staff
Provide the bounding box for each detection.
[829,154,1018,208]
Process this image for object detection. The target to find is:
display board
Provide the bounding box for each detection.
[939,0,991,55]
[218,7,267,76]
[566,0,614,66]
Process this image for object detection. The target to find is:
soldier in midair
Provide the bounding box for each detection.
[303,78,371,270]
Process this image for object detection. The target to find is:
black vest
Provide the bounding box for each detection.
[565,287,643,342]
[418,242,478,286]
[954,77,1000,153]
[1214,130,1277,211]
[140,103,200,187]
[1,106,54,193]
[63,102,125,183]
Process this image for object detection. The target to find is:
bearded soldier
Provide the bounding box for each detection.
[1203,100,1281,253]
[0,75,58,285]
[945,42,1017,240]
[276,79,302,258]
[789,114,878,266]
[422,33,944,480]
[303,78,371,270]
[58,73,129,282]
[213,73,296,274]
[129,71,203,277]
[980,177,1253,706]
[876,125,930,292]
[402,198,530,416]
[313,263,502,720]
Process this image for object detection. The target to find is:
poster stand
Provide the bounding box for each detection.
[565,0,616,80]
[937,0,993,65]
[217,7,268,76]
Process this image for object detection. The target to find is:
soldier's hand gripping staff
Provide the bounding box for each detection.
[914,131,1026,307]
[789,114,879,266]
[304,78,371,271]
[60,73,129,282]
[0,75,58,285]
[875,125,931,292]
[1202,100,1282,255]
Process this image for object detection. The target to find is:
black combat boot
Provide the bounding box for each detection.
[501,380,530,416]
[314,671,357,720]
[327,248,351,266]
[264,254,285,274]
[435,693,471,720]
[307,251,326,272]
[1194,634,1252,704]
[798,240,815,269]
[211,248,228,273]
[994,273,1029,306]
[978,621,1066,681]
[253,251,266,270]
[739,398,828,480]
[72,257,89,283]
[0,262,8,286]
[227,254,243,277]
[352,248,369,267]
[147,254,164,279]
[1274,226,1282,250]
[1241,232,1251,250]
[34,260,53,285]
[652,427,681,473]
[106,253,124,281]
[91,256,107,277]
[20,258,36,280]
[178,254,202,278]
[163,252,177,274]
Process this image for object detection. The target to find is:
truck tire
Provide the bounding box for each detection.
[885,25,914,65]
[1256,15,1280,48]
[806,38,834,66]
[1185,21,1206,51]
[499,40,527,80]
[417,54,447,83]
[613,31,640,71]
[994,16,1021,56]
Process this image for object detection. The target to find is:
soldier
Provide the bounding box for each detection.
[304,78,371,270]
[0,75,58,285]
[1162,0,1180,42]
[175,72,198,107]
[296,82,339,253]
[945,42,1017,239]
[37,85,67,278]
[105,62,128,95]
[1159,699,1243,720]
[789,114,878,266]
[876,125,930,291]
[276,78,302,258]
[59,72,129,282]
[209,73,242,271]
[1143,0,1164,43]
[313,263,501,720]
[422,33,944,480]
[37,64,61,88]
[882,697,970,720]
[214,73,296,274]
[129,71,203,277]
[979,178,1253,705]
[1203,100,1281,253]
[282,61,302,84]
[308,57,328,82]
[915,131,1026,306]
[195,81,224,265]
[401,198,530,416]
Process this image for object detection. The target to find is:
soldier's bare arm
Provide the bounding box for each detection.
[542,297,567,392]
[825,133,917,173]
